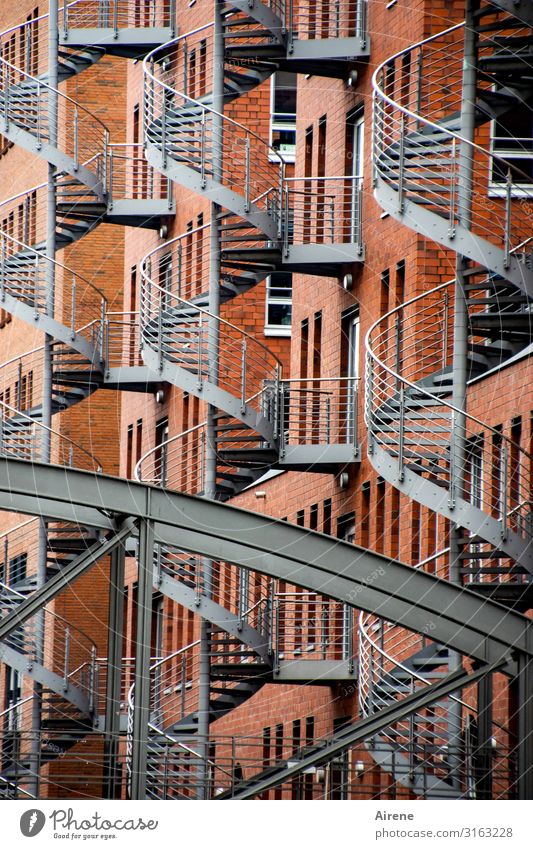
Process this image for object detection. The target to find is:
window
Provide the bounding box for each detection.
[158,253,172,309]
[265,272,292,335]
[346,109,364,242]
[491,105,533,192]
[341,308,360,443]
[269,72,297,161]
[154,417,169,486]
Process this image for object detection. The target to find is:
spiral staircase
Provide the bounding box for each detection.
[361,0,533,798]
[0,0,178,796]
[0,0,367,797]
[0,0,530,801]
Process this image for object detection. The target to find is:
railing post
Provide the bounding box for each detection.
[63,626,71,691]
[500,442,508,541]
[73,107,79,172]
[169,0,176,37]
[395,312,402,390]
[283,183,290,257]
[4,64,9,130]
[449,138,457,238]
[442,289,449,368]
[180,654,186,718]
[277,163,284,239]
[200,110,206,188]
[89,646,97,715]
[17,359,22,410]
[325,395,331,444]
[244,136,251,213]
[182,40,188,97]
[366,354,374,455]
[321,606,328,659]
[161,94,167,170]
[99,299,106,365]
[107,146,114,209]
[104,130,109,199]
[240,338,247,414]
[113,0,119,39]
[503,169,512,269]
[274,598,280,673]
[197,313,203,390]
[416,47,423,128]
[36,82,42,150]
[398,385,405,482]
[0,234,5,300]
[157,295,164,372]
[448,412,456,510]
[287,0,294,53]
[70,280,76,341]
[352,379,359,449]
[267,580,275,656]
[62,1,69,39]
[398,114,405,214]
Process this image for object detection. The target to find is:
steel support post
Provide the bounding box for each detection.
[475,669,493,799]
[131,517,155,800]
[197,0,225,801]
[103,542,126,799]
[516,653,533,800]
[28,0,60,798]
[447,0,479,794]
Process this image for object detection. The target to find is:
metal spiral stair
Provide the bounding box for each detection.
[140,7,369,489]
[0,518,102,795]
[363,0,533,797]
[0,2,179,797]
[126,621,273,800]
[370,0,533,581]
[373,8,533,294]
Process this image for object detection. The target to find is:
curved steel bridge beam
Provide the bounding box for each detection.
[0,458,530,671]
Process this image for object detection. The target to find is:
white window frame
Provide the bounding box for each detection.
[269,72,297,163]
[264,273,292,337]
[348,110,364,242]
[488,110,533,197]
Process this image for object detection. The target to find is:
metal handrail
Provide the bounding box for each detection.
[0,395,102,470]
[372,21,533,190]
[0,577,98,653]
[140,232,284,371]
[0,230,108,305]
[365,276,533,464]
[143,27,288,170]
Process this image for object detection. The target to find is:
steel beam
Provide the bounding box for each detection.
[130,516,155,800]
[0,524,132,641]
[0,461,531,667]
[476,669,493,800]
[103,542,126,799]
[220,659,508,799]
[516,653,533,800]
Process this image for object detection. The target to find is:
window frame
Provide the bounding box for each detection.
[264,272,292,337]
[269,72,297,163]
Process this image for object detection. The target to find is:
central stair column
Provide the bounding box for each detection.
[103,543,126,799]
[29,0,61,798]
[198,0,225,801]
[131,515,155,799]
[448,0,480,793]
